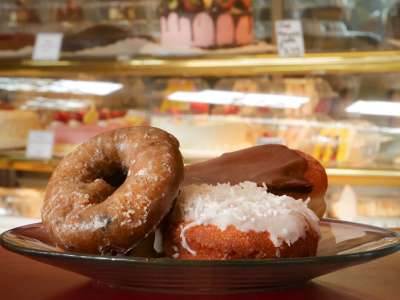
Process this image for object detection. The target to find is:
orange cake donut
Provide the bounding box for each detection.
[42,126,184,254]
[164,182,320,260]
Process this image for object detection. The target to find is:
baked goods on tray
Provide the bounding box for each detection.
[61,25,132,52]
[42,126,327,258]
[0,33,35,51]
[0,110,41,150]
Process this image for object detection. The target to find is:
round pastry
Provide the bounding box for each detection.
[164,182,320,259]
[295,150,328,218]
[184,144,328,218]
[42,126,184,254]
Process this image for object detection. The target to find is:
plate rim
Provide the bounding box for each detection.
[1,218,399,267]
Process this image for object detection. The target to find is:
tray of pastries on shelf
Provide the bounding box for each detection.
[48,107,149,157]
[149,75,400,167]
[0,0,159,58]
[0,0,274,58]
[0,0,41,57]
[0,187,43,219]
[0,73,398,169]
[286,0,382,51]
[0,75,151,155]
[3,0,400,56]
[328,185,400,228]
[0,108,41,151]
[152,113,389,167]
[1,0,42,26]
[386,1,400,49]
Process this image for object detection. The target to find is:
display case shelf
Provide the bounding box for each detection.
[326,168,400,187]
[2,51,400,78]
[0,157,58,173]
[0,156,399,186]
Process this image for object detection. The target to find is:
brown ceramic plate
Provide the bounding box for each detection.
[1,219,399,294]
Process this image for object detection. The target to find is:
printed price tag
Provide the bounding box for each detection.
[32,33,63,61]
[257,137,284,146]
[275,20,305,57]
[26,130,54,160]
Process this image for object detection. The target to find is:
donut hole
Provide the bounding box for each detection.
[95,163,128,189]
[84,162,128,203]
[100,163,128,189]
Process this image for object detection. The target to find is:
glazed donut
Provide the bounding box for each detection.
[164,182,320,260]
[184,144,327,218]
[295,150,328,218]
[42,126,184,254]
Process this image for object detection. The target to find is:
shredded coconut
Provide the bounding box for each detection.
[178,182,320,255]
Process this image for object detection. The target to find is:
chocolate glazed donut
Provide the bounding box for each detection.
[42,127,184,254]
[184,144,327,218]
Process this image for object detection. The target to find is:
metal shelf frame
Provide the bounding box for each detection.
[1,51,400,78]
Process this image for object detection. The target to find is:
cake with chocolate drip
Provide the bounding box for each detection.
[160,0,253,49]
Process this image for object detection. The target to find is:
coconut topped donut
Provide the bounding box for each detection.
[184,144,328,218]
[164,182,320,259]
[42,126,184,254]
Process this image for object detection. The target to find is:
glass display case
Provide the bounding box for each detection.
[2,0,400,58]
[0,0,399,229]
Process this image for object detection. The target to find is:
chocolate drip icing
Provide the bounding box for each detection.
[184,145,313,195]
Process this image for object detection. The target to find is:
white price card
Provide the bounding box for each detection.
[275,20,305,57]
[257,137,284,146]
[26,130,54,160]
[32,33,63,61]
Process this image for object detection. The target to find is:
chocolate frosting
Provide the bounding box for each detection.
[184,145,312,195]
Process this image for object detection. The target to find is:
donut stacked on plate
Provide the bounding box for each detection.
[42,127,184,254]
[42,126,327,258]
[164,182,320,259]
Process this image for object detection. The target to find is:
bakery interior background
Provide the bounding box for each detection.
[0,0,399,232]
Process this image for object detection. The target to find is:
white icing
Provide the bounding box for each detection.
[178,182,320,255]
[180,223,197,256]
[153,229,163,254]
[136,169,148,177]
[275,248,281,258]
[117,143,127,152]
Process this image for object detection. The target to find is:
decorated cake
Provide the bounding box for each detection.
[160,0,254,49]
[0,187,43,219]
